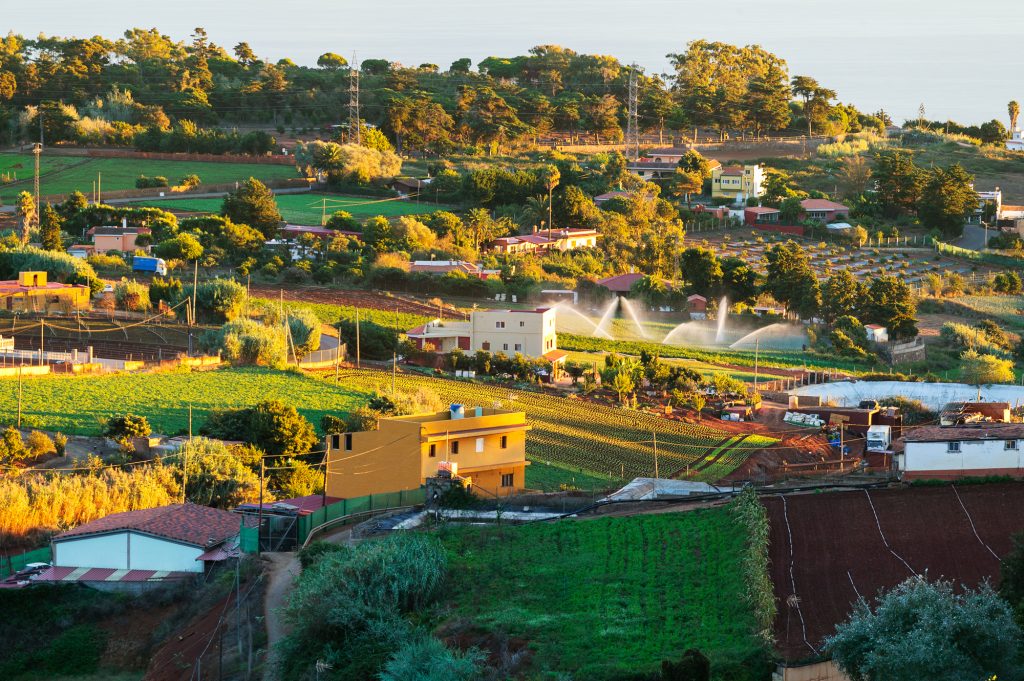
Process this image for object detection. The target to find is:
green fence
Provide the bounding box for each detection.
[296,488,427,546]
[1,547,52,578]
[934,238,1024,268]
[239,524,259,553]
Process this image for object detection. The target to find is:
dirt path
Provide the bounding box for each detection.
[261,526,356,681]
[261,552,301,681]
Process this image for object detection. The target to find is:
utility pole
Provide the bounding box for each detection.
[626,64,640,161]
[652,431,659,479]
[32,143,41,227]
[97,171,101,204]
[334,321,342,383]
[753,338,760,392]
[39,319,44,366]
[348,53,361,145]
[182,437,189,504]
[321,197,328,226]
[192,259,199,324]
[392,351,397,394]
[17,364,23,428]
[355,310,361,369]
[188,404,193,441]
[257,459,265,556]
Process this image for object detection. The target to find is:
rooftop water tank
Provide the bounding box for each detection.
[450,404,464,419]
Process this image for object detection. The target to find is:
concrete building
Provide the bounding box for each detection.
[897,423,1024,480]
[36,504,242,590]
[711,165,764,202]
[0,271,91,313]
[800,199,850,223]
[89,222,150,254]
[489,228,599,255]
[406,307,559,360]
[325,404,530,498]
[627,149,721,180]
[1008,128,1024,152]
[864,324,889,343]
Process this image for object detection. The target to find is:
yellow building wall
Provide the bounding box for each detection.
[325,409,530,499]
[3,287,91,314]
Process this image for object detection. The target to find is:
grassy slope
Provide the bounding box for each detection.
[142,192,453,224]
[0,367,366,435]
[0,153,299,202]
[259,297,431,331]
[438,510,762,679]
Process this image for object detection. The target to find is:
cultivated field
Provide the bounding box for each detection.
[764,484,1024,660]
[329,368,778,485]
[0,153,299,203]
[702,231,977,286]
[143,192,452,224]
[0,367,365,435]
[440,510,764,678]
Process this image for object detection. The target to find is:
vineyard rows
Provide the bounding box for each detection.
[333,369,777,482]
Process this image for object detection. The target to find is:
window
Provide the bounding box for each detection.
[429,443,437,457]
[503,343,509,351]
[947,441,961,453]
[514,343,522,352]
[495,321,505,329]
[482,342,490,351]
[500,435,508,449]
[520,321,525,327]
[344,433,353,451]
[451,440,459,454]
[331,434,340,450]
[1007,440,1019,451]
[501,473,514,488]
[476,437,484,452]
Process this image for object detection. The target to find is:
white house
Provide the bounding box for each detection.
[36,503,243,590]
[865,324,889,343]
[1008,128,1024,152]
[407,307,563,362]
[896,423,1024,480]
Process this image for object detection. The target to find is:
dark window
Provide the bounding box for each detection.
[429,443,436,457]
[331,434,340,450]
[344,433,353,451]
[500,435,508,449]
[482,342,490,351]
[451,440,459,454]
[1007,440,1018,451]
[501,473,514,487]
[947,441,960,453]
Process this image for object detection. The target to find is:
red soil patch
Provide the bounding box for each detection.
[764,483,1024,661]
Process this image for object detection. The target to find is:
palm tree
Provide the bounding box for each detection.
[1010,100,1020,133]
[522,195,550,231]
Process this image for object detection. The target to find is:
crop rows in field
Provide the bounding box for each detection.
[441,509,762,676]
[333,369,777,482]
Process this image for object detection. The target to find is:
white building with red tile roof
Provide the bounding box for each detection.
[45,504,243,584]
[407,307,560,361]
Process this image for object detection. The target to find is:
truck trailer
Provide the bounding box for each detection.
[132,256,167,276]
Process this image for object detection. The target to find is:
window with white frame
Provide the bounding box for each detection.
[1007,440,1018,450]
[495,321,505,328]
[947,441,961,453]
[514,343,522,352]
[476,437,484,452]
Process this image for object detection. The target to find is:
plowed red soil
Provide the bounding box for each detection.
[249,284,468,319]
[764,483,1024,661]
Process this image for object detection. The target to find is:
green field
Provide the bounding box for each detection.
[0,152,300,203]
[0,367,365,435]
[438,510,765,679]
[262,297,431,331]
[328,368,777,485]
[143,192,453,224]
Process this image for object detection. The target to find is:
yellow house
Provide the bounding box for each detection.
[0,271,91,313]
[711,164,764,202]
[325,404,530,499]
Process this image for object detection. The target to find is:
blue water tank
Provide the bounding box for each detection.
[450,404,464,419]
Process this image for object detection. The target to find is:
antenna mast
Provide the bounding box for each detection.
[348,53,361,145]
[626,64,640,161]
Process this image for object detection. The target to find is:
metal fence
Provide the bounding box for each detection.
[1,546,52,578]
[297,488,426,543]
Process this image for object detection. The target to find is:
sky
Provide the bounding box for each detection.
[8,0,1024,125]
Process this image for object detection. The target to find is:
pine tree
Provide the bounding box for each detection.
[221,177,282,239]
[39,203,63,251]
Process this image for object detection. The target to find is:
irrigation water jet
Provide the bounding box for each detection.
[593,297,621,340]
[619,297,649,340]
[714,296,728,344]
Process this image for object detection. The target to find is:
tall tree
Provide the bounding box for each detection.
[790,75,819,135]
[871,150,924,218]
[16,191,35,244]
[863,275,917,340]
[763,241,820,319]
[221,177,282,238]
[39,203,63,251]
[820,270,863,323]
[917,163,976,239]
[678,247,723,297]
[746,65,791,135]
[1010,100,1021,132]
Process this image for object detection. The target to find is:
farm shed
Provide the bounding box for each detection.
[897,423,1024,480]
[38,503,243,591]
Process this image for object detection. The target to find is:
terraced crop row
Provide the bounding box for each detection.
[332,369,778,482]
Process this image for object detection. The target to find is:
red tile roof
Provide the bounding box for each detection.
[746,206,780,214]
[596,272,645,293]
[800,199,849,211]
[903,423,1024,443]
[719,166,744,176]
[55,503,241,548]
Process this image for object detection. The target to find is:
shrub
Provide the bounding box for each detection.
[135,175,170,189]
[209,318,287,367]
[25,431,55,458]
[201,400,317,458]
[179,174,201,189]
[104,414,151,448]
[113,280,152,312]
[0,427,27,463]
[53,432,68,457]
